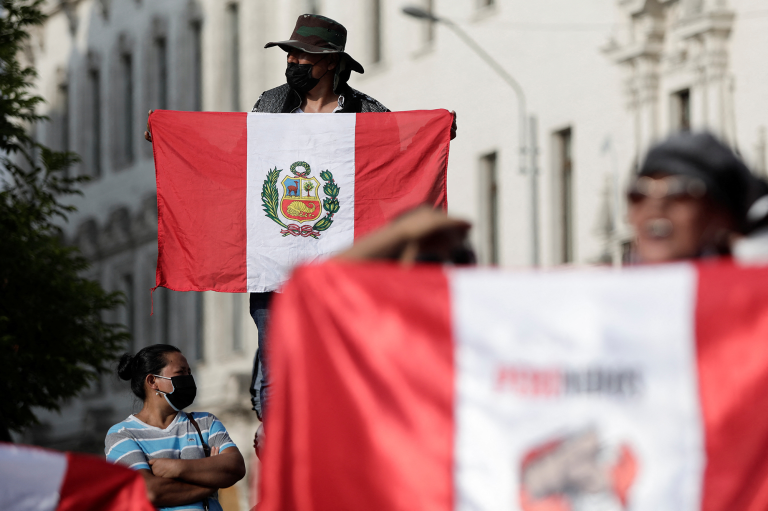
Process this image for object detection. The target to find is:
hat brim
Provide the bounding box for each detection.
[265,40,364,74]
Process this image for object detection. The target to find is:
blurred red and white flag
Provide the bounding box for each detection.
[0,443,153,511]
[148,110,451,293]
[259,261,768,511]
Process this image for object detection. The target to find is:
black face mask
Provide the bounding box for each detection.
[285,56,329,94]
[154,374,197,411]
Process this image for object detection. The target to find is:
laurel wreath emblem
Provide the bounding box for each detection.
[261,162,340,239]
[290,161,311,177]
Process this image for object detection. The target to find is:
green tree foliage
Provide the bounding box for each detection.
[0,0,129,437]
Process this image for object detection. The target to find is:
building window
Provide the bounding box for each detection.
[120,52,134,165]
[156,36,168,110]
[88,67,101,178]
[621,239,634,265]
[555,128,574,264]
[152,288,171,344]
[232,294,242,352]
[122,273,135,350]
[161,288,170,344]
[672,88,691,132]
[227,4,240,112]
[98,0,109,19]
[371,0,382,64]
[58,80,69,151]
[479,152,499,265]
[56,79,70,176]
[195,292,204,360]
[191,21,203,111]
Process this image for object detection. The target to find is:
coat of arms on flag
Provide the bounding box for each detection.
[262,161,341,239]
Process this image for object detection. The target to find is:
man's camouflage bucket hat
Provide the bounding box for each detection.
[265,14,364,74]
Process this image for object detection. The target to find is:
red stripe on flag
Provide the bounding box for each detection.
[696,261,768,511]
[58,452,154,511]
[353,110,451,238]
[150,110,248,292]
[259,262,454,511]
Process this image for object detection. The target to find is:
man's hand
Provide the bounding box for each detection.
[450,110,458,140]
[144,110,154,142]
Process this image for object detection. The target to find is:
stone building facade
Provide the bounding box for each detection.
[22,0,768,508]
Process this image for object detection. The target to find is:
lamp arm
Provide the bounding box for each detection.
[443,21,527,174]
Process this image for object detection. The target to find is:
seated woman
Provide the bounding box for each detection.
[105,344,246,510]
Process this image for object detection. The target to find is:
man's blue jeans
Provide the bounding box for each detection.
[249,292,274,422]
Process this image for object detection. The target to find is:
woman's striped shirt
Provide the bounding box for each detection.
[105,411,237,511]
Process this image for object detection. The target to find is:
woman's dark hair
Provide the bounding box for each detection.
[117,344,181,400]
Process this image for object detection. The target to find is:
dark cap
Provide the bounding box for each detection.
[265,14,364,74]
[639,131,757,232]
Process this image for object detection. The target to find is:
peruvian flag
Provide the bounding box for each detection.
[0,443,154,511]
[148,110,451,293]
[258,261,768,511]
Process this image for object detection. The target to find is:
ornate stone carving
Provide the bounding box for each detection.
[72,195,158,262]
[100,207,132,257]
[133,194,159,245]
[609,0,736,143]
[74,218,99,260]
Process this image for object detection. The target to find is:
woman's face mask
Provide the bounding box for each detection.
[153,374,197,411]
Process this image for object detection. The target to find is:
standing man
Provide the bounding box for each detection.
[248,15,388,441]
[248,14,456,451]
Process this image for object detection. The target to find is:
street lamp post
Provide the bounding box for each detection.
[402,6,539,266]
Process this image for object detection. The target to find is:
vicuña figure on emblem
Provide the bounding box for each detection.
[261,161,341,238]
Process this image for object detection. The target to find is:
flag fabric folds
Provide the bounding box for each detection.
[0,443,154,511]
[149,110,451,293]
[258,261,768,511]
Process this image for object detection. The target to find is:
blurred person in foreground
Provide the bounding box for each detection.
[627,132,756,263]
[336,206,474,264]
[106,344,245,511]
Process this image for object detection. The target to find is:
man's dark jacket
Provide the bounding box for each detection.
[251,83,389,113]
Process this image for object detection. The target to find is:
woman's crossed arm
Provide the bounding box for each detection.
[148,446,247,489]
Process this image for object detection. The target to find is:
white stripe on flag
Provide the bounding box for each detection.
[0,444,68,511]
[450,265,704,511]
[246,113,356,292]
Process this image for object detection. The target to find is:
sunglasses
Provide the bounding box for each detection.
[627,175,707,204]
